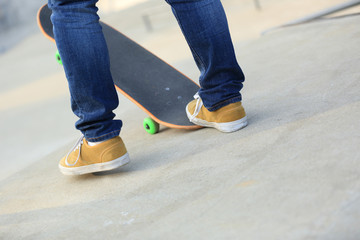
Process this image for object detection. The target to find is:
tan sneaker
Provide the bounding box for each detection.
[186,93,247,132]
[59,135,130,175]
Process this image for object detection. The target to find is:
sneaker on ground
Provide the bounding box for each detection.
[186,93,248,133]
[59,135,130,175]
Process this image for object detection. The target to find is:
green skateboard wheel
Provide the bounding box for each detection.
[143,117,159,134]
[55,50,62,65]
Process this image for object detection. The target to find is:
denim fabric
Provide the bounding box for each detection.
[165,0,245,111]
[48,0,121,142]
[48,0,244,141]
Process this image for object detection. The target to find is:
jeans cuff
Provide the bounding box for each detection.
[206,96,242,112]
[85,130,120,142]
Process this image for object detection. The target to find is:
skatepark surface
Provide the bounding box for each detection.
[1,0,360,239]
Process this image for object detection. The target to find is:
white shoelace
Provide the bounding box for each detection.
[189,92,203,121]
[65,135,84,167]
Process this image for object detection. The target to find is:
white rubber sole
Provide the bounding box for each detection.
[59,153,130,175]
[186,107,248,133]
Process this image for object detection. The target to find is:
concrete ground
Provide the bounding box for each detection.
[0,0,359,239]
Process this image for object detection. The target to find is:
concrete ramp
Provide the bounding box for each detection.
[1,15,359,239]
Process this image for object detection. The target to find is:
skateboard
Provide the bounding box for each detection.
[37,4,201,134]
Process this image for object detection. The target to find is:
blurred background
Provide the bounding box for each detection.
[1,0,359,53]
[0,0,359,179]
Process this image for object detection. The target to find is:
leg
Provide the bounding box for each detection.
[48,0,129,175]
[165,0,245,111]
[48,0,121,142]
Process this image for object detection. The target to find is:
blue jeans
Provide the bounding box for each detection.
[48,0,245,141]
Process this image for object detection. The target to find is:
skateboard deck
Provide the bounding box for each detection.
[37,4,201,134]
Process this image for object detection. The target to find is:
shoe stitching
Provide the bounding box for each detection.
[196,102,245,123]
[216,106,245,122]
[99,140,125,163]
